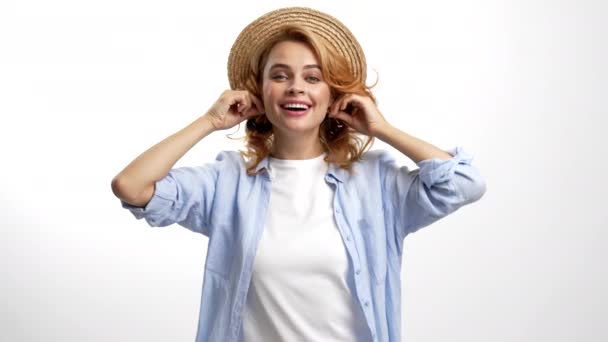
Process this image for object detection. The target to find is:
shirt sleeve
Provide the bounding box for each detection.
[379,147,486,240]
[119,151,232,237]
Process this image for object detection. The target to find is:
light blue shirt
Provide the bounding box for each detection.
[121,147,486,342]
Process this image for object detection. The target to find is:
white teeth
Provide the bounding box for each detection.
[282,103,309,110]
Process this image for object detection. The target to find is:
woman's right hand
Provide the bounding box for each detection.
[204,90,264,131]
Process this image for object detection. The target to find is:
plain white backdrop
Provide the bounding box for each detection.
[1,0,606,341]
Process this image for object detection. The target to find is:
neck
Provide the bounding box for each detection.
[271,130,325,160]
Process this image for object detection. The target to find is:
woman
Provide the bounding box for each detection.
[112,7,486,342]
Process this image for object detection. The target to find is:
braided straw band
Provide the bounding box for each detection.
[227,7,367,90]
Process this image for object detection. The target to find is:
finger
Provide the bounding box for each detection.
[330,96,348,115]
[249,94,265,114]
[342,94,367,113]
[340,97,349,111]
[239,106,252,116]
[332,110,354,126]
[339,94,359,111]
[243,107,263,118]
[230,91,250,107]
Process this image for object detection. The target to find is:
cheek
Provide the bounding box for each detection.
[313,86,332,107]
[261,83,276,108]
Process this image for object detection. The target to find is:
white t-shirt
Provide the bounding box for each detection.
[242,153,369,341]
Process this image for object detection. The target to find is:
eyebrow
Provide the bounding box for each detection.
[268,63,321,71]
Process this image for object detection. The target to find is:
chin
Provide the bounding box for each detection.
[274,119,323,135]
[268,113,325,135]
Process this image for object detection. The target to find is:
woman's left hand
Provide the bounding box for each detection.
[328,94,390,137]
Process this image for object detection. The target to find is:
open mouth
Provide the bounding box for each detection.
[280,103,311,112]
[279,102,311,116]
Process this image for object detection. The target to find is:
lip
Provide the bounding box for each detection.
[279,100,312,107]
[279,106,311,117]
[278,100,312,117]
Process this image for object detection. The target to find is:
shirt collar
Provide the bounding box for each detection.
[253,156,271,176]
[327,162,348,183]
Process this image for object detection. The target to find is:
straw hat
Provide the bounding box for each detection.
[227,7,367,90]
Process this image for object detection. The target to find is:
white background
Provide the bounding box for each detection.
[1,0,606,341]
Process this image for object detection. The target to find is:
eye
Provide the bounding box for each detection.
[271,73,288,81]
[306,75,321,83]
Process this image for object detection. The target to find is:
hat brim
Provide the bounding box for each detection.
[227,7,366,90]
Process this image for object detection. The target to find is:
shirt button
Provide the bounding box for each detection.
[335,208,341,214]
[355,269,361,275]
[364,300,370,307]
[346,235,351,241]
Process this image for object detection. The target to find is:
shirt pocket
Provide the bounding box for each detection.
[360,216,387,285]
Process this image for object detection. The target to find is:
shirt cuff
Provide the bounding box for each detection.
[416,146,473,187]
[119,177,175,222]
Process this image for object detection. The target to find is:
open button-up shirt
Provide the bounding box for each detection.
[121,147,486,342]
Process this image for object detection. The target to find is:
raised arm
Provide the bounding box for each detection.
[111,90,263,207]
[330,93,486,238]
[329,93,452,162]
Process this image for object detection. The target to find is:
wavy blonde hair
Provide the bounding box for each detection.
[238,25,375,175]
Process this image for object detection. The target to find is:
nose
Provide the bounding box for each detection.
[286,78,305,95]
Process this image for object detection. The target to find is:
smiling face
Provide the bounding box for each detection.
[261,40,332,139]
